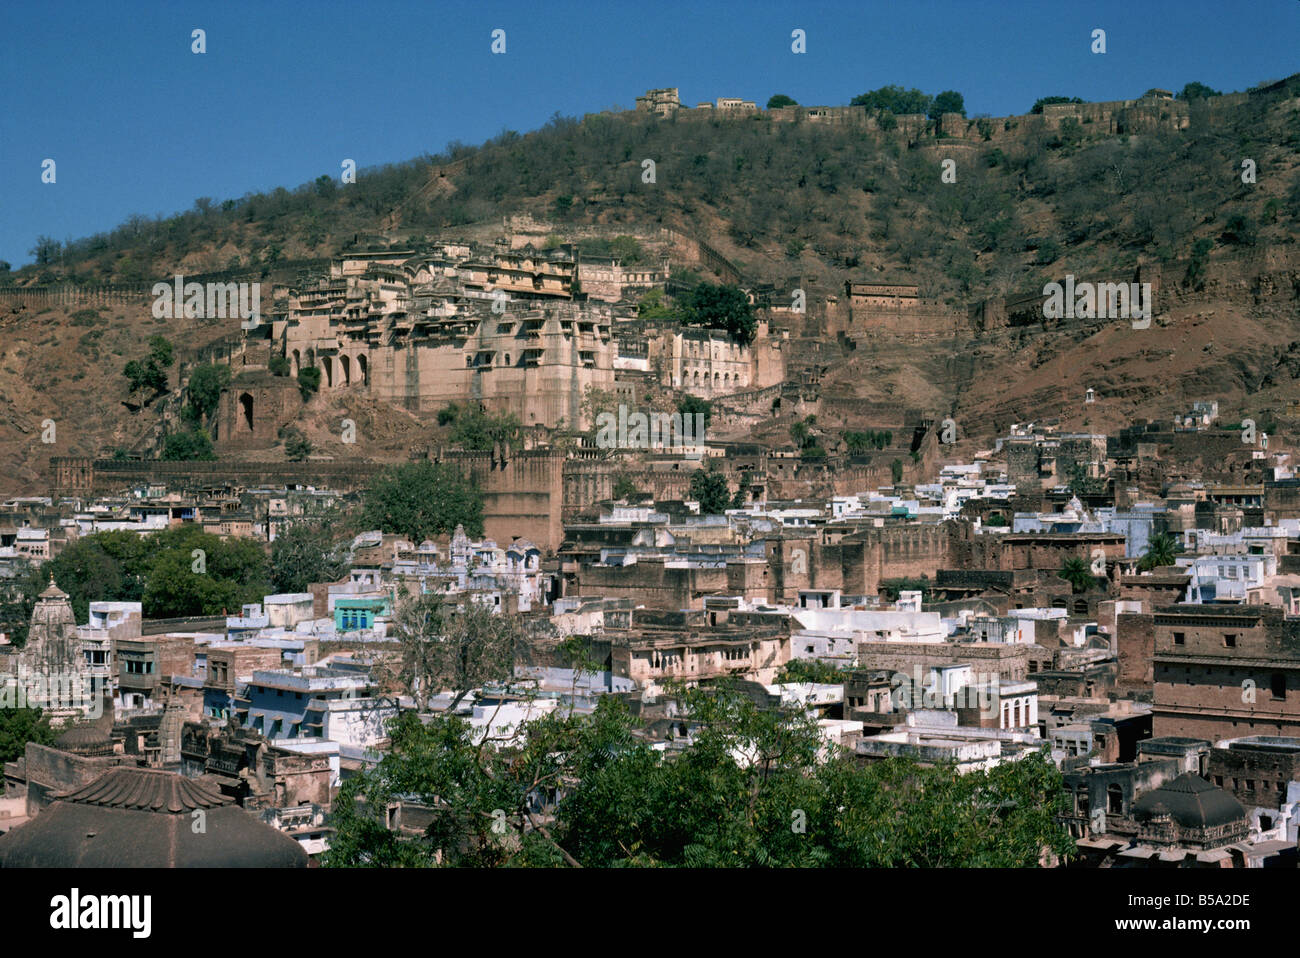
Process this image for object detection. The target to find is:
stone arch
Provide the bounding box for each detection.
[322,357,333,388]
[340,355,351,385]
[239,392,255,433]
[292,349,301,375]
[357,354,368,386]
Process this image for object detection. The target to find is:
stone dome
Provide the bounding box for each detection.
[54,723,114,756]
[1133,773,1245,830]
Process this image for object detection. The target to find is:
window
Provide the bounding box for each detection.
[1272,673,1286,700]
[1107,784,1123,814]
[1173,632,1185,645]
[1215,775,1224,786]
[1224,633,1237,648]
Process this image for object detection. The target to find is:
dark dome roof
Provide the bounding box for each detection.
[54,723,113,755]
[1133,773,1245,829]
[0,767,308,868]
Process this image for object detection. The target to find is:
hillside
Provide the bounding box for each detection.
[2,78,1300,490]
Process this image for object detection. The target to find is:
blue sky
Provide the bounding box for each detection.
[1,0,1296,269]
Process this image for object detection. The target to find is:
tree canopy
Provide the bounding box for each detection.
[360,460,485,541]
[689,469,732,515]
[324,686,1075,868]
[851,85,933,116]
[679,283,757,345]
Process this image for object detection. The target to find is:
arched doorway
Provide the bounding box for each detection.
[292,349,300,375]
[322,357,333,388]
[239,393,254,432]
[357,354,368,387]
[341,355,351,385]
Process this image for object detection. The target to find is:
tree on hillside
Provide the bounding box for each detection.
[183,363,231,425]
[676,394,712,431]
[929,90,966,119]
[851,85,933,116]
[679,283,757,346]
[161,428,216,461]
[360,460,485,541]
[689,469,731,515]
[1177,81,1221,100]
[297,366,322,400]
[124,335,175,399]
[767,94,798,109]
[28,236,61,266]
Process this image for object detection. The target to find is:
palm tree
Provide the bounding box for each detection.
[1139,532,1179,571]
[1060,557,1094,594]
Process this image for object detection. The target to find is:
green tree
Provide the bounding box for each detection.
[851,85,933,116]
[326,687,1074,868]
[612,473,641,500]
[161,428,216,461]
[680,283,757,346]
[1060,557,1095,594]
[1138,531,1180,571]
[890,458,904,484]
[1177,81,1221,100]
[0,705,56,764]
[124,336,174,398]
[777,659,848,683]
[360,460,485,541]
[676,394,712,431]
[184,363,231,424]
[141,526,269,618]
[271,520,349,594]
[766,94,798,109]
[636,288,678,320]
[446,407,522,452]
[282,426,313,461]
[930,90,966,119]
[689,469,731,515]
[298,366,322,400]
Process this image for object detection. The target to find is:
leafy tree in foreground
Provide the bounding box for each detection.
[0,705,56,765]
[360,460,484,541]
[325,686,1074,868]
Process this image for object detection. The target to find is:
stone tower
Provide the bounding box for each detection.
[19,578,80,674]
[13,578,92,719]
